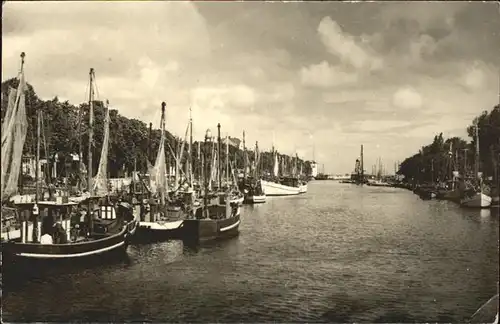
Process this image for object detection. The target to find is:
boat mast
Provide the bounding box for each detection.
[225,133,229,190]
[87,68,95,235]
[360,144,364,183]
[27,52,40,242]
[243,131,247,179]
[217,123,221,190]
[148,122,152,169]
[160,102,166,205]
[189,106,193,188]
[255,141,259,178]
[203,128,212,218]
[87,68,94,196]
[475,123,480,180]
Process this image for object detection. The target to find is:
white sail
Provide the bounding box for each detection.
[273,152,279,177]
[92,104,110,196]
[1,72,28,201]
[150,124,168,199]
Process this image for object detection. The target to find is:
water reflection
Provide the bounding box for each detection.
[3,182,499,323]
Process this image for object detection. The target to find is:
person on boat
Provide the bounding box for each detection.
[52,221,68,244]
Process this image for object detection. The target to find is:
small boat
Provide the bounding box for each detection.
[242,179,266,204]
[2,198,137,264]
[460,124,493,209]
[180,127,241,245]
[241,141,267,204]
[181,194,240,245]
[460,191,492,208]
[132,103,200,243]
[248,194,266,203]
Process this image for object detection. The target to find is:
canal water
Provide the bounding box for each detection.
[2,181,499,322]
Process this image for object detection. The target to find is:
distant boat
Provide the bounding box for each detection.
[260,148,302,196]
[261,178,301,196]
[460,124,492,209]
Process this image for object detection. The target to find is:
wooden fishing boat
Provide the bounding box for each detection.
[132,103,203,243]
[181,194,240,245]
[179,127,241,245]
[261,178,300,196]
[2,198,137,264]
[1,63,138,273]
[242,179,266,204]
[241,140,267,204]
[460,125,492,209]
[461,190,492,208]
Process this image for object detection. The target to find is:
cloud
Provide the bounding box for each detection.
[300,61,358,88]
[2,2,498,174]
[392,87,423,110]
[317,16,383,71]
[461,61,490,90]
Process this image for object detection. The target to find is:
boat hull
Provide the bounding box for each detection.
[132,220,184,243]
[2,220,137,280]
[181,214,240,245]
[299,184,308,194]
[261,180,300,196]
[244,194,266,204]
[460,192,492,208]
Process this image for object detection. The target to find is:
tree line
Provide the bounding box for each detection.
[397,104,500,184]
[1,78,313,179]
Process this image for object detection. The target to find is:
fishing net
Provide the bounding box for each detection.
[92,106,110,196]
[1,74,28,202]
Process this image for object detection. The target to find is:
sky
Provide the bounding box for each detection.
[2,1,499,174]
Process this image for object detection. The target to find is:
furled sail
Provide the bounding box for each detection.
[92,104,110,196]
[150,120,167,199]
[1,71,28,202]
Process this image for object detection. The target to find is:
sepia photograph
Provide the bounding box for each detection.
[1,0,499,323]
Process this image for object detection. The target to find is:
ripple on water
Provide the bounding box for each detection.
[2,182,499,322]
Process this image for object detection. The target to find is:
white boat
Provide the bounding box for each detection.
[299,183,308,194]
[231,195,244,205]
[261,179,300,196]
[249,194,266,203]
[460,192,492,208]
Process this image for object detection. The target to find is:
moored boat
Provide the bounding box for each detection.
[261,178,300,196]
[132,103,201,243]
[2,198,137,266]
[241,140,267,204]
[179,127,241,245]
[2,63,139,274]
[460,191,492,208]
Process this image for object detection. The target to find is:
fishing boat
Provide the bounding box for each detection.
[133,103,201,243]
[180,127,241,245]
[261,146,302,196]
[460,124,492,208]
[241,138,266,204]
[1,61,138,270]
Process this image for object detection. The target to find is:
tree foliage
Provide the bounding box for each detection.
[1,79,312,178]
[397,105,500,183]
